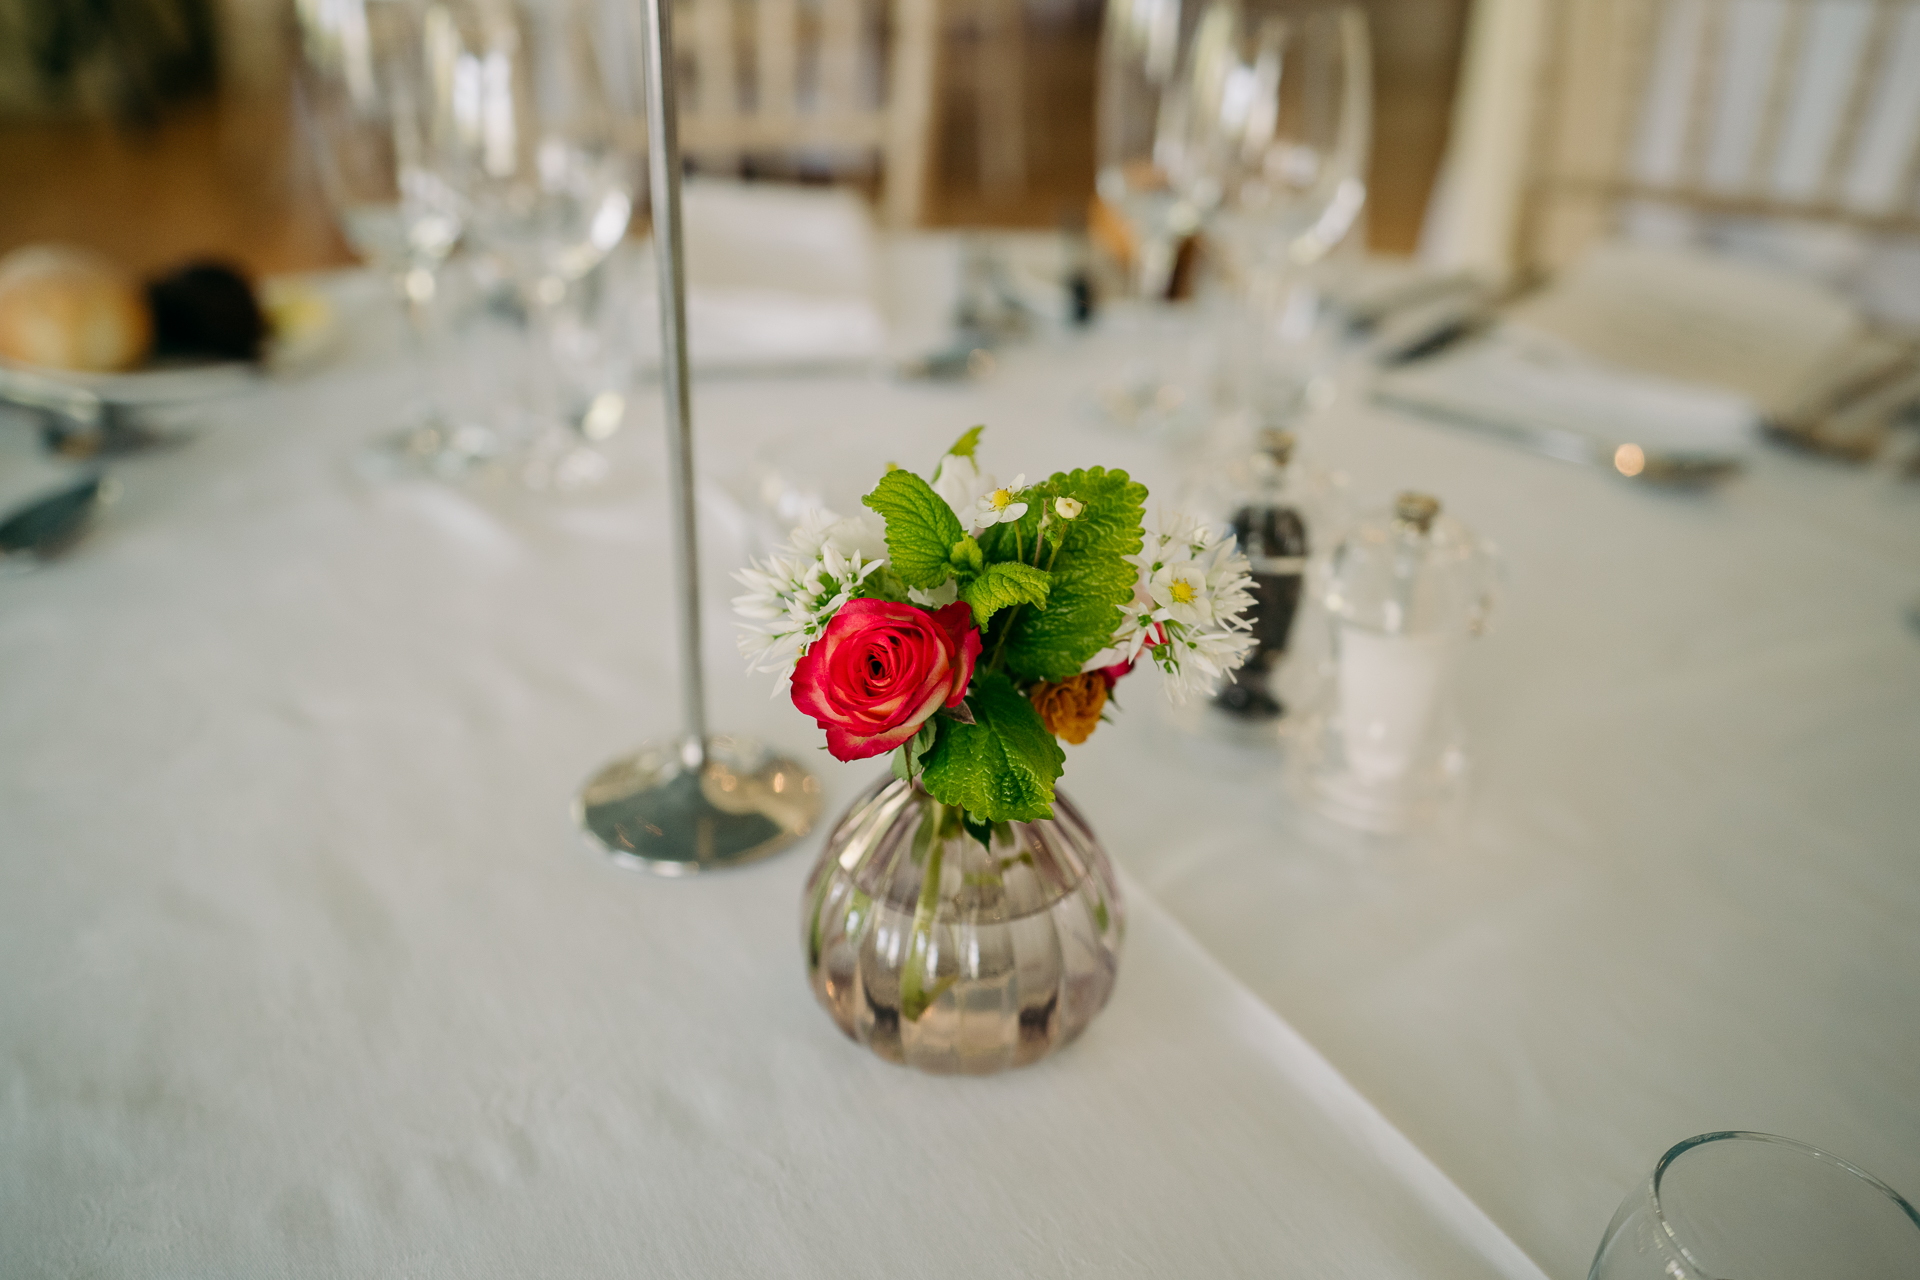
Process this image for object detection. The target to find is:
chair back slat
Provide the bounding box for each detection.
[688,0,738,121]
[756,0,800,123]
[662,0,932,225]
[1677,0,1727,186]
[817,0,863,118]
[1747,0,1809,190]
[1816,0,1895,203]
[882,0,936,227]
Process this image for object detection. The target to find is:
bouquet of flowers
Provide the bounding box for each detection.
[734,427,1257,839]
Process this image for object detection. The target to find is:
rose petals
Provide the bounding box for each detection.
[790,599,982,761]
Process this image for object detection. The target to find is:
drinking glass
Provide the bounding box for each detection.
[1097,0,1199,298]
[297,0,477,475]
[1590,1132,1920,1280]
[422,0,640,490]
[1158,0,1368,428]
[1092,0,1216,436]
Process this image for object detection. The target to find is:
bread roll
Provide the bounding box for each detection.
[0,245,153,372]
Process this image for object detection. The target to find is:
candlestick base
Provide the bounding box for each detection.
[575,735,822,875]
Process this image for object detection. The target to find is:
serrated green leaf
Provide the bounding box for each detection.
[948,536,984,577]
[944,425,984,461]
[863,469,965,589]
[981,467,1146,682]
[919,672,1065,822]
[959,560,1051,629]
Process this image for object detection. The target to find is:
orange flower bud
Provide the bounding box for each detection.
[1029,672,1109,745]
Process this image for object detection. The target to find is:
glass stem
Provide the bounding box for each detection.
[522,275,574,443]
[396,263,448,433]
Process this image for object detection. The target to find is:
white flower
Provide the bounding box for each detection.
[971,474,1029,528]
[1149,559,1214,627]
[733,509,887,684]
[932,452,995,528]
[1054,495,1084,520]
[909,580,959,607]
[1081,509,1258,701]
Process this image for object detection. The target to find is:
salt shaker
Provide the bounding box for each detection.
[1286,491,1498,833]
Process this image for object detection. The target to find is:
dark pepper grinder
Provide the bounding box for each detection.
[1216,429,1311,721]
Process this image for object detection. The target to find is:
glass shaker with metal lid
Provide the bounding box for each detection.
[1286,490,1498,833]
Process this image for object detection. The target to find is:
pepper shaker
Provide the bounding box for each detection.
[1214,429,1314,722]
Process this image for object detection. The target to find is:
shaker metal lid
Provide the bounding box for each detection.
[1393,491,1441,533]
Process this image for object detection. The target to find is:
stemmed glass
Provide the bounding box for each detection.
[297,0,477,476]
[1157,0,1369,429]
[1590,1132,1920,1279]
[1097,0,1199,299]
[1091,0,1213,435]
[421,0,640,491]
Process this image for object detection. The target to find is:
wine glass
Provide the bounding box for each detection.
[297,0,478,476]
[1091,0,1218,437]
[1590,1132,1920,1279]
[1158,0,1369,429]
[421,0,640,490]
[1097,0,1200,299]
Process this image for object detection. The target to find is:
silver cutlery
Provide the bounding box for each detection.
[1372,387,1743,489]
[0,472,113,569]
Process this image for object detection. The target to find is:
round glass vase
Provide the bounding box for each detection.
[801,774,1125,1075]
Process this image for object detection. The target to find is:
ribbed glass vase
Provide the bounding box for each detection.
[801,774,1125,1074]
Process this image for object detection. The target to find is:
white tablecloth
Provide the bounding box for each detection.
[4,275,1917,1278]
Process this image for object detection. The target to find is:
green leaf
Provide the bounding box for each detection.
[959,560,1051,629]
[944,425,984,461]
[948,536,984,577]
[961,812,995,851]
[919,672,1066,823]
[982,468,1146,682]
[863,468,965,590]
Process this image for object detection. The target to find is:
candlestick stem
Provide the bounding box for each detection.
[572,0,820,873]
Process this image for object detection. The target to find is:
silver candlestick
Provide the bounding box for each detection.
[573,0,820,873]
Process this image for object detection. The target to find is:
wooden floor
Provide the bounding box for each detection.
[0,16,1460,279]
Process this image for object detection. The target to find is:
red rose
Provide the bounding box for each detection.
[790,599,982,761]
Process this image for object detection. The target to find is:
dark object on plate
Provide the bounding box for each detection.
[147,261,267,362]
[1165,232,1204,301]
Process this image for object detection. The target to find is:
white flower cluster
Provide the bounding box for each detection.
[1083,511,1257,701]
[733,510,888,683]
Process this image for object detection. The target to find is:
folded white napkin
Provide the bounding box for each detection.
[1375,325,1758,457]
[633,180,887,372]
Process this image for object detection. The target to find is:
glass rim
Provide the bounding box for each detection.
[1645,1131,1920,1280]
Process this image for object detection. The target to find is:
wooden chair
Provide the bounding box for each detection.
[1429,0,1920,283]
[670,0,939,227]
